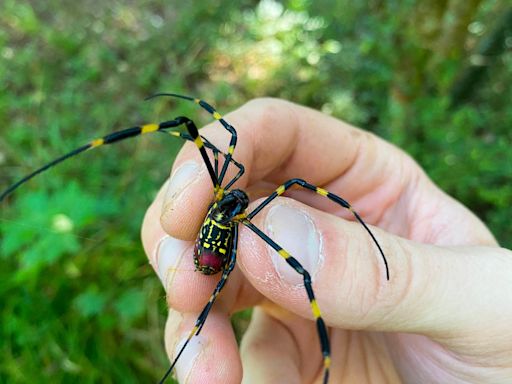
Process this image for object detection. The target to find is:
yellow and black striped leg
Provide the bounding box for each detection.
[242,220,331,384]
[158,224,239,384]
[0,117,220,201]
[146,93,238,187]
[247,178,390,280]
[195,101,236,187]
[161,131,245,191]
[202,135,243,190]
[190,96,236,186]
[169,117,220,190]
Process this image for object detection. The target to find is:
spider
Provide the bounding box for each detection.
[0,93,390,384]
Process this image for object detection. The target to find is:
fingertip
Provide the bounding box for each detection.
[160,161,212,241]
[240,197,327,278]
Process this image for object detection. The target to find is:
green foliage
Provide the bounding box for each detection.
[74,289,108,318]
[2,182,118,279]
[0,0,510,382]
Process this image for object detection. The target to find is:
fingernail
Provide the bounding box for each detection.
[164,161,200,207]
[154,235,189,292]
[175,334,207,383]
[266,204,322,285]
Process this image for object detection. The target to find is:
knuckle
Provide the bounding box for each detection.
[370,236,418,326]
[242,97,291,129]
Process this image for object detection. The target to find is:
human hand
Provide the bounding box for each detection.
[141,98,512,383]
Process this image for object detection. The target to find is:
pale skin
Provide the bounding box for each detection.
[141,99,512,383]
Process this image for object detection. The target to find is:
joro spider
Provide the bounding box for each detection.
[1,93,390,384]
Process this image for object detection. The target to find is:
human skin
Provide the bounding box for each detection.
[141,98,512,383]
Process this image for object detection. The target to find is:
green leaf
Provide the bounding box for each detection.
[114,288,146,323]
[73,289,107,318]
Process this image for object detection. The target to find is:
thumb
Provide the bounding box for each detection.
[237,197,512,343]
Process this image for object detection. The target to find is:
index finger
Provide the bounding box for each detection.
[160,98,410,240]
[161,97,495,248]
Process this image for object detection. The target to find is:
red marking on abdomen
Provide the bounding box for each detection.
[193,240,226,275]
[198,251,224,272]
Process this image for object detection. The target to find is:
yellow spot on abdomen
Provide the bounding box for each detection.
[324,356,331,368]
[316,187,328,196]
[211,220,229,230]
[213,111,222,120]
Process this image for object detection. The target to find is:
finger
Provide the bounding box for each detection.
[141,181,168,261]
[142,185,211,311]
[241,307,320,384]
[162,99,376,239]
[238,198,512,346]
[164,309,242,384]
[142,182,259,383]
[142,185,263,312]
[160,98,495,247]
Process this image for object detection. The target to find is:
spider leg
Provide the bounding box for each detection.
[0,117,219,201]
[242,220,331,384]
[158,224,239,384]
[160,131,245,190]
[201,135,243,190]
[247,178,389,280]
[146,93,238,188]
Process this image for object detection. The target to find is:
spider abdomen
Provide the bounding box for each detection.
[194,207,235,275]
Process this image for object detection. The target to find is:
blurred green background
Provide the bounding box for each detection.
[0,0,511,382]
